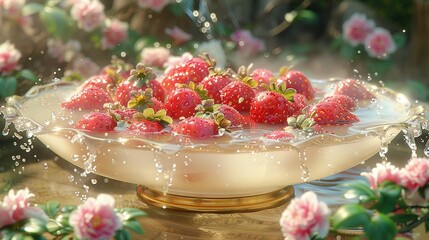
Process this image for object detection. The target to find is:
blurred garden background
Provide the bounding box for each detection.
[0,0,427,100]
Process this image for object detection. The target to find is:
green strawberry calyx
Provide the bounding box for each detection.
[284,114,316,133]
[127,88,155,112]
[176,81,209,100]
[195,99,231,130]
[128,63,157,89]
[134,108,173,126]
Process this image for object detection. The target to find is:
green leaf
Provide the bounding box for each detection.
[114,229,131,240]
[331,204,370,229]
[46,220,62,233]
[119,208,147,220]
[23,219,47,234]
[364,213,397,240]
[39,6,72,40]
[340,44,357,60]
[375,182,402,214]
[0,76,18,98]
[390,213,419,224]
[296,10,318,24]
[17,69,37,82]
[38,201,60,218]
[393,32,407,49]
[22,3,44,16]
[124,220,144,234]
[342,180,376,202]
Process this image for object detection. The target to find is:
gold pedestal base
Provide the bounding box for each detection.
[136,185,294,213]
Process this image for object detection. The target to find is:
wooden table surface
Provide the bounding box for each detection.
[0,130,428,240]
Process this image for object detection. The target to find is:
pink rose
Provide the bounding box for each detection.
[280,191,331,240]
[101,19,128,49]
[71,0,105,32]
[231,29,266,56]
[0,41,21,74]
[361,162,401,189]
[72,56,100,78]
[47,38,82,63]
[400,158,429,191]
[165,26,192,45]
[137,0,173,12]
[140,47,170,68]
[0,0,25,18]
[364,27,396,59]
[69,194,122,240]
[342,13,375,46]
[0,188,48,228]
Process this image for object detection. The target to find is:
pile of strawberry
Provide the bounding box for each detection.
[61,54,375,140]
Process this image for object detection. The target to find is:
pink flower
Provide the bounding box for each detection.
[364,27,396,59]
[69,194,122,240]
[165,26,192,45]
[140,47,170,68]
[72,56,100,78]
[137,0,174,12]
[361,162,401,189]
[0,0,25,18]
[0,41,21,74]
[230,29,266,56]
[342,13,375,46]
[71,0,105,32]
[0,188,48,228]
[101,19,128,50]
[47,39,82,63]
[280,191,331,240]
[400,158,429,191]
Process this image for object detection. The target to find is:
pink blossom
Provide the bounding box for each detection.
[71,0,105,32]
[137,0,174,12]
[140,47,170,68]
[364,27,396,59]
[0,188,48,228]
[47,38,82,63]
[342,13,375,46]
[0,0,25,18]
[165,26,192,45]
[230,29,266,56]
[72,56,100,78]
[400,158,429,191]
[69,194,122,240]
[280,191,331,240]
[361,162,401,189]
[0,41,22,74]
[101,19,128,49]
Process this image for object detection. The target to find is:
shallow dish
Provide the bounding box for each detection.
[1,79,423,211]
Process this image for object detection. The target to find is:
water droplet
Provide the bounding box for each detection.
[91,179,97,184]
[68,175,75,182]
[43,162,48,169]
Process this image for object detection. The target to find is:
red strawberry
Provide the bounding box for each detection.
[252,68,274,91]
[61,87,113,111]
[113,108,138,121]
[333,79,374,100]
[218,104,244,127]
[291,93,308,115]
[80,74,114,90]
[220,81,255,112]
[75,112,117,132]
[99,56,133,80]
[263,130,295,140]
[126,89,164,113]
[201,74,232,103]
[164,88,202,119]
[250,91,295,124]
[116,64,165,106]
[310,101,359,125]
[320,95,357,111]
[128,120,164,133]
[174,117,218,138]
[162,57,210,94]
[277,70,315,100]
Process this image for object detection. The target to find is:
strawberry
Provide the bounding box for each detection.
[75,112,117,132]
[61,87,113,111]
[128,120,164,133]
[80,74,114,90]
[277,70,315,100]
[99,56,133,81]
[333,79,374,100]
[291,93,308,116]
[164,87,203,119]
[113,108,137,122]
[174,116,219,138]
[250,91,295,124]
[251,68,274,91]
[195,100,243,128]
[127,89,164,113]
[161,57,210,94]
[310,101,359,125]
[320,95,357,112]
[217,104,244,127]
[263,130,295,140]
[116,64,165,106]
[220,81,256,112]
[201,74,233,103]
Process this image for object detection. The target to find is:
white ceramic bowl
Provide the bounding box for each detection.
[1,80,421,198]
